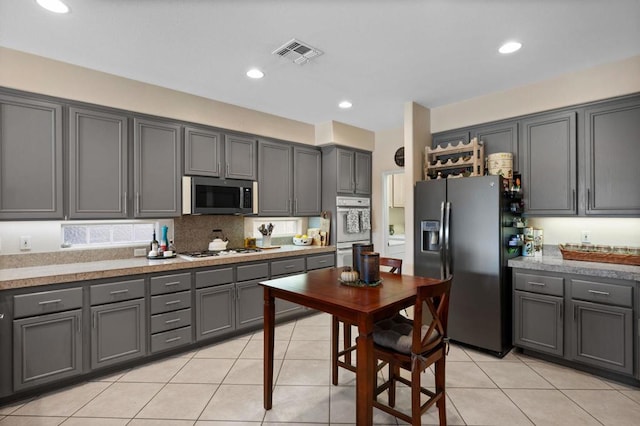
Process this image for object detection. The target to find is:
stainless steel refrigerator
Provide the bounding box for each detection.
[414,175,512,356]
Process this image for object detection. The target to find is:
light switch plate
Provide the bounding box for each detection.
[20,236,32,250]
[581,230,591,244]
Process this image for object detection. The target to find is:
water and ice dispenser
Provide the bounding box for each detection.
[421,220,440,252]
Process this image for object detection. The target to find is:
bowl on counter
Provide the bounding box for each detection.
[293,236,313,246]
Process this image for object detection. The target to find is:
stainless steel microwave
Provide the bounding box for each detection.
[182,176,257,215]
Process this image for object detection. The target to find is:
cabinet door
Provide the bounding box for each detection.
[225,134,257,180]
[133,117,182,217]
[471,121,518,172]
[236,280,264,330]
[0,94,63,219]
[91,299,146,370]
[68,107,129,219]
[392,173,404,207]
[13,309,82,391]
[293,146,322,216]
[570,300,633,375]
[354,151,372,195]
[196,284,235,341]
[513,290,563,356]
[336,148,355,193]
[520,111,577,215]
[433,130,470,148]
[184,126,222,177]
[584,97,640,215]
[258,140,292,216]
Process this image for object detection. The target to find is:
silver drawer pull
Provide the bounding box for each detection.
[165,336,182,343]
[110,289,129,295]
[318,260,327,263]
[38,299,62,305]
[165,318,181,324]
[164,281,181,287]
[285,265,295,269]
[165,300,182,306]
[588,289,610,296]
[528,282,546,287]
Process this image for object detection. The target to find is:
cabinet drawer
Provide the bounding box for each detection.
[150,273,191,295]
[14,288,83,318]
[571,279,632,308]
[151,290,192,315]
[90,279,144,305]
[151,325,192,353]
[514,272,563,296]
[151,308,192,334]
[237,262,268,282]
[307,253,335,270]
[195,267,234,289]
[271,257,305,277]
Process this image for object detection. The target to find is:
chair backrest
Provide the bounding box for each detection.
[380,257,402,275]
[411,276,452,355]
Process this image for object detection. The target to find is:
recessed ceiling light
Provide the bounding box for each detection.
[338,100,352,109]
[246,68,264,79]
[36,0,70,14]
[499,41,522,54]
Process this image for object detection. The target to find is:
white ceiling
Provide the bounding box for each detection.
[1,0,639,132]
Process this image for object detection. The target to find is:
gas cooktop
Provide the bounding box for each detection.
[180,248,262,258]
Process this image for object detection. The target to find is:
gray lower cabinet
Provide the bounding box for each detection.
[195,266,236,340]
[68,107,129,219]
[513,290,564,356]
[569,278,634,375]
[520,110,577,215]
[271,257,306,317]
[13,288,83,392]
[583,96,640,215]
[471,121,518,172]
[235,262,268,330]
[0,94,63,220]
[149,273,193,353]
[133,117,182,218]
[90,278,146,369]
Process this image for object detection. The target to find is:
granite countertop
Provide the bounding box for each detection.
[0,245,336,291]
[508,255,640,282]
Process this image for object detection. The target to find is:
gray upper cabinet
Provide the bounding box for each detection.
[258,140,292,216]
[133,117,182,217]
[354,151,371,195]
[520,111,577,215]
[432,130,470,148]
[184,126,222,177]
[583,96,640,215]
[68,107,129,219]
[325,147,371,196]
[471,121,519,172]
[293,146,322,215]
[224,134,257,180]
[337,148,355,193]
[0,94,63,219]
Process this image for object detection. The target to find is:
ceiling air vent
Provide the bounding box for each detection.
[272,38,323,65]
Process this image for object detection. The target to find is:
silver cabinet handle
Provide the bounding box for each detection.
[165,318,181,324]
[165,300,182,306]
[285,265,295,269]
[318,260,327,264]
[559,304,563,320]
[124,191,128,215]
[226,163,230,176]
[572,189,576,211]
[217,162,221,175]
[165,336,182,343]
[110,289,129,295]
[164,281,180,287]
[0,313,4,320]
[38,299,62,305]
[588,289,610,296]
[528,282,546,287]
[136,192,140,214]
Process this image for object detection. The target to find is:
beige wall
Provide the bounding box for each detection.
[315,120,375,151]
[0,47,316,145]
[431,55,640,132]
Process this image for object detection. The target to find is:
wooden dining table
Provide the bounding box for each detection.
[260,267,441,425]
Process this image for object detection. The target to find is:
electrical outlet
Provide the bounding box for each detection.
[134,248,147,257]
[581,230,591,244]
[20,236,32,251]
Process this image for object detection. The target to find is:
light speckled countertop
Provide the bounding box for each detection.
[0,245,335,291]
[508,255,640,282]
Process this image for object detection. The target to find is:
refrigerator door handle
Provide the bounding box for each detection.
[439,201,446,279]
[444,201,452,278]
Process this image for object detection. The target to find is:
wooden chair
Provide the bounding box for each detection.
[372,276,452,425]
[331,257,403,385]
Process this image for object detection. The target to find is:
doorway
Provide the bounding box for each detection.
[382,170,406,263]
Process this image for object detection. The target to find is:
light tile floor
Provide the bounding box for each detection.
[1,312,640,425]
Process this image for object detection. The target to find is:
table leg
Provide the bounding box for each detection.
[356,327,374,426]
[263,289,275,410]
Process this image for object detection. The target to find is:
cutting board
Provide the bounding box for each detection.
[258,245,281,250]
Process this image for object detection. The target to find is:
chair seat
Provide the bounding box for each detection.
[373,314,441,355]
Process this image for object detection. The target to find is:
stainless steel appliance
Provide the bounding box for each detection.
[182,176,257,215]
[414,175,512,356]
[179,248,262,259]
[335,196,371,267]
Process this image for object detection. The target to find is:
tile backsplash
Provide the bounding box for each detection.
[173,215,244,252]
